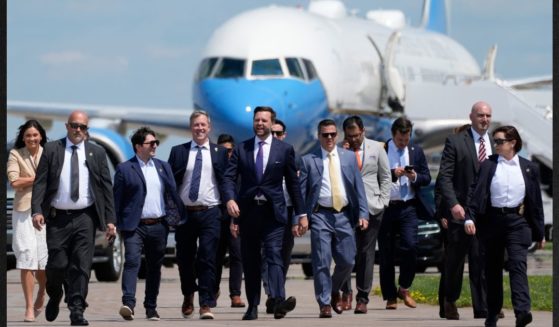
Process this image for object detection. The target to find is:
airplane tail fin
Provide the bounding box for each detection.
[420,0,448,34]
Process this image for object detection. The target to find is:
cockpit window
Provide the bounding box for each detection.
[251,59,283,76]
[286,58,304,79]
[302,59,318,80]
[214,58,245,78]
[196,57,218,80]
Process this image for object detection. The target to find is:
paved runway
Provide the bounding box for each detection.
[6,264,552,327]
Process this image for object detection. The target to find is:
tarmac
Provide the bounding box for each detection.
[6,264,552,327]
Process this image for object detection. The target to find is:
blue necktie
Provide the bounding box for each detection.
[255,141,264,182]
[398,148,409,200]
[189,146,203,202]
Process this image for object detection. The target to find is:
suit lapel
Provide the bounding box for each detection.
[519,158,530,197]
[131,157,147,186]
[55,138,66,177]
[261,138,277,181]
[338,148,353,184]
[209,143,218,166]
[464,130,479,170]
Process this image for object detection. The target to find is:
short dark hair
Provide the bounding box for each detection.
[273,119,286,132]
[253,106,276,123]
[217,133,235,145]
[391,117,413,135]
[492,125,522,153]
[342,115,364,131]
[317,119,336,134]
[131,126,156,153]
[14,120,48,149]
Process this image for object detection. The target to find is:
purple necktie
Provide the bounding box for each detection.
[255,141,264,182]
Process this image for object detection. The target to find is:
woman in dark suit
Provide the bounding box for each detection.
[464,125,545,327]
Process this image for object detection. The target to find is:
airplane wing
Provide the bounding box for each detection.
[7,100,193,136]
[502,75,552,90]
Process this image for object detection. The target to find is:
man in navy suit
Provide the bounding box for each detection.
[299,119,369,318]
[167,111,229,319]
[378,117,431,310]
[223,106,308,320]
[114,127,185,321]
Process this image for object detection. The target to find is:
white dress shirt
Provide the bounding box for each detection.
[179,140,220,206]
[318,147,348,208]
[387,140,416,201]
[137,156,166,219]
[490,154,525,208]
[51,138,93,210]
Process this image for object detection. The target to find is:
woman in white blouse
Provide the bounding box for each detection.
[7,120,48,322]
[464,125,545,327]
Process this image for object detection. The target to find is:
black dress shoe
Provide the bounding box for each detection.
[45,294,62,322]
[274,296,296,319]
[474,311,488,318]
[444,301,459,320]
[484,315,499,327]
[242,306,258,320]
[265,297,274,314]
[70,312,89,326]
[516,311,532,327]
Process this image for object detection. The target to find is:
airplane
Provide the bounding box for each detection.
[8,0,552,200]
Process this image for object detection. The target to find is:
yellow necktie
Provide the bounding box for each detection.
[328,152,344,211]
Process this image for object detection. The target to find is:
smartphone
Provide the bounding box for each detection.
[404,165,414,172]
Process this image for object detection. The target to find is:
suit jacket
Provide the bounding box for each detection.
[31,138,115,231]
[167,141,228,202]
[222,137,304,225]
[437,128,495,222]
[113,156,186,231]
[361,138,391,215]
[465,154,545,242]
[299,146,368,226]
[7,146,43,211]
[384,140,433,217]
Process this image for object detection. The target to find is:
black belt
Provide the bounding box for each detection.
[52,206,91,216]
[139,217,164,225]
[185,205,212,212]
[389,199,416,206]
[315,205,346,213]
[490,206,521,214]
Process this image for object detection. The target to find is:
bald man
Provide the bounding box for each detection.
[32,111,117,326]
[436,101,494,320]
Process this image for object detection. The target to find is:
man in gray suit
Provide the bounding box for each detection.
[299,119,369,318]
[340,116,391,314]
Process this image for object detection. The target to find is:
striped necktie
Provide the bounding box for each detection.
[478,137,486,162]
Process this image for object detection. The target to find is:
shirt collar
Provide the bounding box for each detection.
[321,146,339,158]
[470,127,488,143]
[193,140,210,149]
[66,137,84,150]
[255,134,273,146]
[498,154,519,165]
[136,155,154,167]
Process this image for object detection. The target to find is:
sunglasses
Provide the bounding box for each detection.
[271,130,285,136]
[321,132,337,138]
[143,140,160,147]
[494,138,511,145]
[68,122,88,130]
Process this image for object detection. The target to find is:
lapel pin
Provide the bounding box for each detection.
[526,168,530,173]
[89,152,93,157]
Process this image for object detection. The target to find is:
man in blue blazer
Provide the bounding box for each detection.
[114,127,185,321]
[299,119,369,318]
[167,111,229,319]
[223,106,308,320]
[379,117,432,310]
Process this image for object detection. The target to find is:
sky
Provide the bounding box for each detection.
[8,0,552,110]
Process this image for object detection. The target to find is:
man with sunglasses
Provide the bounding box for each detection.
[114,127,185,321]
[436,101,495,320]
[299,119,368,318]
[31,111,117,326]
[168,110,229,319]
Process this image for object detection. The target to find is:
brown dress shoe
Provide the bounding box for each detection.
[444,301,459,320]
[397,287,417,308]
[331,292,343,314]
[341,291,352,310]
[354,301,367,314]
[386,299,398,310]
[199,305,214,320]
[319,305,332,318]
[230,295,246,308]
[181,294,194,318]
